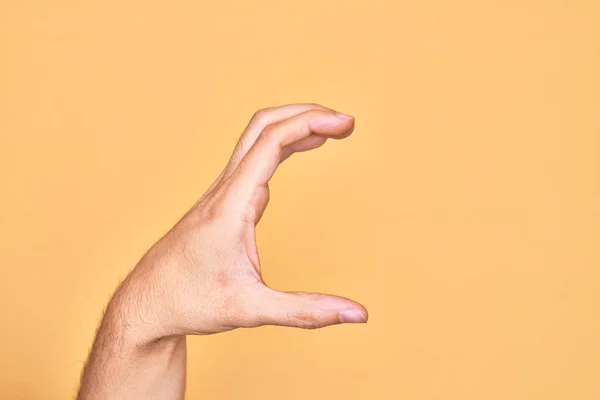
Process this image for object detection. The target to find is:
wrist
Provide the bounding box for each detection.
[103,268,171,349]
[78,288,186,400]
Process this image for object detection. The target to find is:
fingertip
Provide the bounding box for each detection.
[334,112,354,120]
[307,111,355,137]
[339,309,368,324]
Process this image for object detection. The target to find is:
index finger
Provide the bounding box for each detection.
[228,109,355,201]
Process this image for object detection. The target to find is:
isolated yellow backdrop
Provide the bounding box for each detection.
[1,0,599,399]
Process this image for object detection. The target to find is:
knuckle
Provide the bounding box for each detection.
[307,109,330,119]
[260,124,281,146]
[192,182,235,223]
[194,198,221,222]
[302,103,328,112]
[296,311,319,330]
[251,108,272,126]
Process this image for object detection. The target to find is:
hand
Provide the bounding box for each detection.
[78,103,367,400]
[119,103,367,342]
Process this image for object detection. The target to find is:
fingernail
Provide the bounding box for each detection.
[335,112,354,120]
[339,309,367,323]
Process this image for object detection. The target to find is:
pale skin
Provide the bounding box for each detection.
[77,103,368,400]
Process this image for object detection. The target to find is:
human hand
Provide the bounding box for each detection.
[78,103,368,400]
[113,103,367,344]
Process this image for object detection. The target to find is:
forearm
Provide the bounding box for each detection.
[77,274,187,400]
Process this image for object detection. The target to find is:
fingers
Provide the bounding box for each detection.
[227,104,332,172]
[229,110,355,200]
[251,287,368,329]
[280,135,328,162]
[193,105,327,208]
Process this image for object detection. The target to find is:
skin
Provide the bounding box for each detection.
[77,103,368,400]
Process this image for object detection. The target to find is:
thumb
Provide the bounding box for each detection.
[253,287,368,329]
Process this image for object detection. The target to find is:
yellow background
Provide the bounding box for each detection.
[1,0,599,399]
